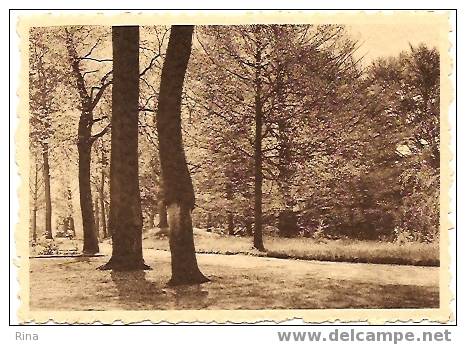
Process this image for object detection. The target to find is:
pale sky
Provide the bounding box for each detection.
[347,23,441,65]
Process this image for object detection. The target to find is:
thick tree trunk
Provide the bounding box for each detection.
[156,25,208,285]
[167,203,208,285]
[79,142,99,254]
[253,41,265,251]
[42,148,53,239]
[99,26,149,271]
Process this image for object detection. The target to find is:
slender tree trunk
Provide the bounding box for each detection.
[157,182,168,229]
[65,29,104,254]
[148,207,155,228]
[79,141,99,254]
[253,40,265,251]
[94,195,100,241]
[69,216,76,237]
[42,148,53,239]
[226,182,235,235]
[99,26,149,271]
[32,208,37,242]
[99,161,107,238]
[245,218,253,236]
[65,187,75,238]
[156,25,208,285]
[104,201,111,237]
[227,212,234,235]
[274,59,299,238]
[206,212,212,232]
[32,159,38,242]
[277,120,299,237]
[158,201,168,228]
[100,193,107,238]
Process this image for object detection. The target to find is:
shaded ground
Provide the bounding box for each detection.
[30,250,439,311]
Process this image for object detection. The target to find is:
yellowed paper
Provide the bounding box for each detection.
[16,10,454,324]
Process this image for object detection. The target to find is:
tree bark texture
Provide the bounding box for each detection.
[79,141,99,253]
[157,182,168,229]
[99,159,108,238]
[94,194,100,240]
[253,38,265,251]
[32,159,38,242]
[156,25,209,285]
[65,31,100,254]
[99,26,149,271]
[42,148,53,239]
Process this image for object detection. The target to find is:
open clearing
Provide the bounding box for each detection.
[29,249,439,311]
[143,230,439,266]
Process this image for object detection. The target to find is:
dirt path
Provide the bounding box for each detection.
[98,242,438,288]
[29,249,439,311]
[150,250,438,287]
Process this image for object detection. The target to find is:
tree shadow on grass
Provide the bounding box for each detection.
[168,284,210,309]
[110,271,210,309]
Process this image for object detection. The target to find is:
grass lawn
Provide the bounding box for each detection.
[29,251,439,311]
[142,229,439,267]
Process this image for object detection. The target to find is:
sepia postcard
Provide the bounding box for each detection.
[14,10,454,324]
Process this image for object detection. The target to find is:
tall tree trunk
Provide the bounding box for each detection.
[100,191,107,238]
[206,212,212,232]
[65,29,106,254]
[253,39,265,251]
[32,159,38,242]
[42,148,53,239]
[99,26,149,271]
[99,159,107,238]
[227,212,234,235]
[274,59,299,238]
[156,25,208,285]
[245,218,253,236]
[226,181,234,235]
[104,201,111,237]
[65,187,75,238]
[157,182,168,229]
[31,208,37,242]
[69,216,76,237]
[79,141,99,254]
[277,119,299,238]
[94,195,100,241]
[148,207,155,228]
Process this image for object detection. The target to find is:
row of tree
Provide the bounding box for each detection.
[29,24,440,274]
[30,25,208,284]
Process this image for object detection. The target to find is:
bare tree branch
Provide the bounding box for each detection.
[79,57,113,63]
[91,124,111,141]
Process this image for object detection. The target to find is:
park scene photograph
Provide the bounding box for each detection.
[19,12,450,321]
